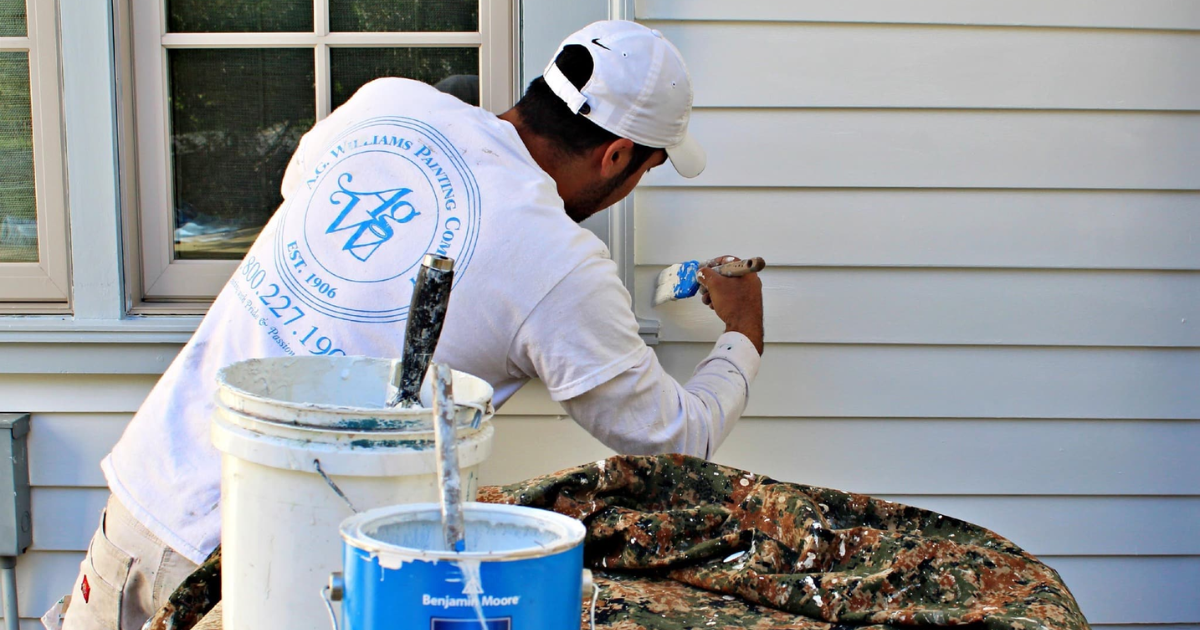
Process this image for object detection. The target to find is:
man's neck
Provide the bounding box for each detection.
[498,108,572,180]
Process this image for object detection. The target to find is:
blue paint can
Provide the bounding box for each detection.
[331,503,590,630]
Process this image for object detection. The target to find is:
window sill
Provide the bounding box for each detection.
[0,315,200,344]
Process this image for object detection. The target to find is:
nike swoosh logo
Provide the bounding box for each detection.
[591,38,611,51]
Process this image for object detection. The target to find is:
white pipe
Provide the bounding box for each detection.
[0,556,18,630]
[609,0,633,21]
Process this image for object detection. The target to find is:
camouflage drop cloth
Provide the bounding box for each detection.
[149,455,1090,630]
[479,455,1088,630]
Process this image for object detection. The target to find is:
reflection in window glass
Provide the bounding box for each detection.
[167,0,313,33]
[0,52,37,263]
[330,0,477,33]
[169,49,315,260]
[0,0,25,37]
[331,47,479,110]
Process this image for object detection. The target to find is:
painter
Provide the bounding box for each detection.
[52,20,764,630]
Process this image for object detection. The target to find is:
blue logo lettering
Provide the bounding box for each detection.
[326,173,420,262]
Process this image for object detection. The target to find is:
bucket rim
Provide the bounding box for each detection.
[341,503,586,562]
[216,356,494,423]
[215,395,490,436]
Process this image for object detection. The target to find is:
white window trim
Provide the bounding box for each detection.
[0,0,70,311]
[121,0,516,311]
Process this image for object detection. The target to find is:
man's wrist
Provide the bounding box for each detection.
[724,319,764,355]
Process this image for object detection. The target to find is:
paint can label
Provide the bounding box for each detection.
[431,619,511,629]
[343,546,584,629]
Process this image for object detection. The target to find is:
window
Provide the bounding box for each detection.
[125,0,515,307]
[0,0,69,309]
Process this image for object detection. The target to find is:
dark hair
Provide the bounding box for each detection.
[515,45,659,176]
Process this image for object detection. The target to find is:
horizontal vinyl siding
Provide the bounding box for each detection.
[487,416,1200,496]
[0,343,180,374]
[636,0,1200,31]
[0,374,158,412]
[29,414,131,487]
[1,374,149,625]
[630,4,1199,627]
[879,496,1200,556]
[657,344,1200,420]
[635,267,1200,347]
[0,364,156,630]
[32,487,108,551]
[635,189,1200,270]
[709,418,1200,496]
[6,551,82,620]
[641,110,1200,190]
[652,23,1200,110]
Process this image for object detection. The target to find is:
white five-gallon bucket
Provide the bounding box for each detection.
[211,356,495,630]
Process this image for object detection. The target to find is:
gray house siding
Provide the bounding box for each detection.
[4,0,1199,626]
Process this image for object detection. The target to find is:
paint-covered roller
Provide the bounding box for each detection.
[653,256,766,306]
[388,254,454,408]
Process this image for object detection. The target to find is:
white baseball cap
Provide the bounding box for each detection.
[543,20,706,178]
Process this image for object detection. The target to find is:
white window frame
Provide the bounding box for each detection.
[0,0,70,311]
[122,0,516,311]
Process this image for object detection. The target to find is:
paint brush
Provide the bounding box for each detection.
[431,361,466,552]
[388,254,454,408]
[653,257,766,306]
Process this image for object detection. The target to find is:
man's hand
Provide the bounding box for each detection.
[698,257,764,355]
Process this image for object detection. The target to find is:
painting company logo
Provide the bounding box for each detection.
[325,174,420,262]
[275,117,481,324]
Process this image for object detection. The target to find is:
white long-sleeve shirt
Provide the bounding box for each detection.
[507,253,760,459]
[563,334,759,458]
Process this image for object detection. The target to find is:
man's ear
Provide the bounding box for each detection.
[598,138,635,179]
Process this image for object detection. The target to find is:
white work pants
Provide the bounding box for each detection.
[43,495,198,630]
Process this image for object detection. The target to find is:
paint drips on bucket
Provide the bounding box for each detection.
[456,559,489,629]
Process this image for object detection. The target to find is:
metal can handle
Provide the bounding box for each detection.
[583,569,600,630]
[322,572,344,630]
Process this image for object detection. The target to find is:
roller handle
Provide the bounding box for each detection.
[390,254,454,407]
[432,362,466,552]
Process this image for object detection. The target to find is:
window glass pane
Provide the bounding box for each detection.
[0,0,25,37]
[167,0,313,33]
[330,0,477,33]
[169,49,315,260]
[0,52,36,263]
[331,47,479,109]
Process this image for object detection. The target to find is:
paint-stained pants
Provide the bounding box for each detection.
[45,495,198,630]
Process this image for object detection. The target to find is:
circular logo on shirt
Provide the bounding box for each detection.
[274,117,481,323]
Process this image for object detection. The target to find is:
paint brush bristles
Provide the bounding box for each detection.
[653,257,766,306]
[653,261,702,306]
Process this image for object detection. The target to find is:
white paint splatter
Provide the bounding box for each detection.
[455,559,489,630]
